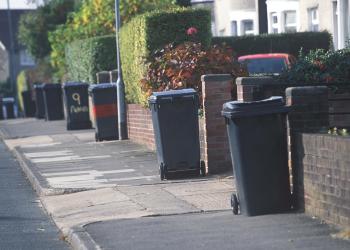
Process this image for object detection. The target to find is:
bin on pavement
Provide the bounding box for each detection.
[222,96,292,216]
[2,97,16,119]
[149,89,205,180]
[88,83,118,141]
[42,83,64,121]
[0,97,3,120]
[34,84,45,119]
[63,82,92,130]
[21,90,36,117]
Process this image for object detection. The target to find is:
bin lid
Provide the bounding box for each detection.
[2,97,15,103]
[222,96,290,119]
[148,88,198,104]
[43,83,61,89]
[88,83,116,93]
[63,82,89,89]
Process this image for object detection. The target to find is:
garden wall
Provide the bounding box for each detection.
[294,133,350,229]
[236,77,350,128]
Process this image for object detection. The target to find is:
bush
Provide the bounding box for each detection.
[120,8,211,105]
[280,48,350,84]
[211,32,332,57]
[16,71,28,111]
[65,35,117,83]
[141,41,247,105]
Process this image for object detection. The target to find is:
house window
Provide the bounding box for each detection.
[20,50,35,66]
[219,29,225,36]
[231,21,238,36]
[271,12,279,33]
[242,20,254,35]
[284,11,297,33]
[308,7,319,31]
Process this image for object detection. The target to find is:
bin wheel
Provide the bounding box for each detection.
[231,193,239,215]
[200,161,206,177]
[159,164,166,181]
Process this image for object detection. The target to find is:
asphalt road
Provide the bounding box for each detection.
[86,211,350,250]
[0,142,70,250]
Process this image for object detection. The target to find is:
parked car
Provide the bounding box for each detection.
[238,53,296,76]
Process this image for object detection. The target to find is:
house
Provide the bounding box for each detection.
[194,0,349,50]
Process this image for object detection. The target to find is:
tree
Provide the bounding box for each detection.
[18,0,76,60]
[49,0,178,79]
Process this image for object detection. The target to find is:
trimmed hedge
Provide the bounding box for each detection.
[65,35,117,83]
[120,8,211,105]
[212,31,332,57]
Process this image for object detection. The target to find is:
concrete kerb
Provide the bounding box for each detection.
[66,226,102,250]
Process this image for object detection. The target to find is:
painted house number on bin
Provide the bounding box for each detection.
[70,93,89,114]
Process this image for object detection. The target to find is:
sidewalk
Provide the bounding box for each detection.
[1,118,349,250]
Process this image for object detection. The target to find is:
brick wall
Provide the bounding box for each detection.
[126,104,155,150]
[294,133,350,229]
[201,74,234,174]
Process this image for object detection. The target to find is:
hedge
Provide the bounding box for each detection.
[211,31,333,57]
[16,71,28,111]
[65,35,117,83]
[119,8,211,105]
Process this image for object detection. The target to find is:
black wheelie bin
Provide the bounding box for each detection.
[0,97,3,120]
[42,83,64,121]
[22,90,36,117]
[88,83,118,141]
[63,82,92,130]
[149,89,205,180]
[2,97,15,119]
[34,84,45,119]
[222,96,292,216]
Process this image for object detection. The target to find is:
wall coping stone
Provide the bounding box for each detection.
[286,86,328,96]
[201,74,233,82]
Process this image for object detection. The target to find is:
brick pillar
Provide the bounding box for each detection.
[201,74,233,174]
[286,86,329,211]
[96,71,110,84]
[236,76,274,101]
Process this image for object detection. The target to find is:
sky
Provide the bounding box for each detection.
[0,0,43,10]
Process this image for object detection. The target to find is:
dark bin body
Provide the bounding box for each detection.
[3,97,15,119]
[222,97,291,216]
[63,82,92,130]
[34,84,45,119]
[0,97,3,120]
[42,83,64,121]
[88,84,118,141]
[149,89,202,179]
[21,90,36,117]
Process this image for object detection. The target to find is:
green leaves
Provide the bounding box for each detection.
[280,48,350,84]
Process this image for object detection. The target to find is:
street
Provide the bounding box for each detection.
[0,141,69,250]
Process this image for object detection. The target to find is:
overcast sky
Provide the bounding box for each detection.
[0,0,43,10]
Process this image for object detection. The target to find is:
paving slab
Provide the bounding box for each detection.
[85,211,350,250]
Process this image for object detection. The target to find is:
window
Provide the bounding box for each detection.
[308,7,319,31]
[242,20,254,35]
[284,11,297,33]
[219,29,225,36]
[271,12,279,33]
[231,21,238,36]
[20,50,35,66]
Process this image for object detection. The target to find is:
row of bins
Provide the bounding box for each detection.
[0,97,16,119]
[33,82,118,141]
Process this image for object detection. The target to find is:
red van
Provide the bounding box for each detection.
[238,53,296,75]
